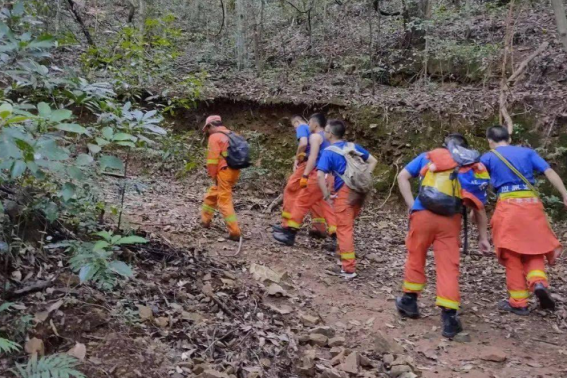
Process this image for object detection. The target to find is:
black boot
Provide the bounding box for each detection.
[441,309,463,339]
[272,224,284,233]
[308,229,327,239]
[498,299,530,316]
[395,293,420,319]
[273,227,297,246]
[323,234,337,253]
[534,283,556,311]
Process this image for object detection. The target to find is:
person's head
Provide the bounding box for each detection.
[324,119,346,142]
[203,115,223,135]
[486,125,511,149]
[290,115,306,128]
[309,113,326,132]
[444,133,469,149]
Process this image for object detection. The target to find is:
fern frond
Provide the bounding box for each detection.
[0,301,15,312]
[0,337,20,354]
[13,354,85,378]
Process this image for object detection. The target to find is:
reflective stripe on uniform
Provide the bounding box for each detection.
[509,290,530,300]
[288,220,301,229]
[207,159,219,164]
[340,252,355,260]
[282,211,291,219]
[312,218,327,224]
[435,296,460,310]
[225,214,237,223]
[328,225,337,234]
[527,270,547,281]
[202,204,216,214]
[221,151,228,157]
[499,190,537,200]
[403,281,425,292]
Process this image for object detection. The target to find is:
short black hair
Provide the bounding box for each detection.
[210,120,223,127]
[309,113,326,128]
[444,133,469,148]
[327,119,346,138]
[486,125,510,143]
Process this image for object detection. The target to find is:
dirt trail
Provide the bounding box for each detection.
[109,171,567,378]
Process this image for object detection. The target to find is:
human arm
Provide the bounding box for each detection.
[317,170,331,201]
[473,208,491,254]
[300,133,322,187]
[366,154,378,173]
[206,136,220,180]
[544,168,567,208]
[397,168,415,210]
[294,136,308,171]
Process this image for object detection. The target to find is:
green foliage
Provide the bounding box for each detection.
[67,231,146,290]
[13,354,85,378]
[0,337,20,354]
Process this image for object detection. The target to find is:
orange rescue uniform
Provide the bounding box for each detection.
[201,126,241,237]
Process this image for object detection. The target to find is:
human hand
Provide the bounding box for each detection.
[300,176,308,188]
[478,238,492,255]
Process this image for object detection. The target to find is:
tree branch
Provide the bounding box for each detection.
[507,42,549,83]
[65,0,96,47]
[215,0,225,37]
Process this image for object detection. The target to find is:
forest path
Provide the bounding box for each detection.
[106,170,567,378]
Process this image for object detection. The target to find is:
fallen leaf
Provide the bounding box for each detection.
[267,283,287,297]
[155,317,169,328]
[138,305,153,321]
[34,311,50,323]
[25,338,45,356]
[67,343,87,360]
[47,300,64,313]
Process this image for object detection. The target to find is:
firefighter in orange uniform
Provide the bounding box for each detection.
[201,115,241,241]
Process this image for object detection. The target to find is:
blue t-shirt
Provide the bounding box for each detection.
[404,153,430,212]
[296,124,311,156]
[480,146,550,194]
[317,141,370,192]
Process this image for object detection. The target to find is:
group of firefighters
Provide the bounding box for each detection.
[200,113,567,339]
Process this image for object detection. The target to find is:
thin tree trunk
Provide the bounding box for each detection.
[236,0,247,70]
[138,0,145,32]
[552,0,567,52]
[369,1,376,95]
[499,0,515,133]
[254,0,265,76]
[65,0,96,47]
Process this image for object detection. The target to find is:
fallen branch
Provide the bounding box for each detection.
[4,280,54,300]
[265,194,283,214]
[377,162,400,209]
[508,42,549,83]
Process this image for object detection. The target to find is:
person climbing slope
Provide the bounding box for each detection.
[272,115,328,238]
[273,113,337,246]
[481,125,567,315]
[396,133,491,339]
[201,115,248,241]
[316,119,378,280]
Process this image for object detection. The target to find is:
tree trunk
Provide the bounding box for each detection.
[551,0,567,52]
[253,0,265,76]
[65,0,96,47]
[138,0,145,33]
[235,0,248,70]
[369,1,376,95]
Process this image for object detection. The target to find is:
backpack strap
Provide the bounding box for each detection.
[326,142,359,156]
[491,149,540,198]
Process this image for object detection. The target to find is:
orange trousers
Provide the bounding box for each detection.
[282,162,327,234]
[288,171,337,235]
[500,250,549,308]
[334,186,362,273]
[403,210,462,310]
[201,167,241,237]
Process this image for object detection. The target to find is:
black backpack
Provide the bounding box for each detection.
[217,131,251,169]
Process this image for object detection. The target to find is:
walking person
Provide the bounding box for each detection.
[316,119,378,279]
[481,125,567,314]
[395,133,491,338]
[201,115,243,241]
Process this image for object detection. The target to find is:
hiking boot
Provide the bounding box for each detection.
[340,270,357,280]
[498,299,530,316]
[201,221,211,229]
[323,234,337,253]
[228,234,241,242]
[441,309,463,339]
[273,228,297,246]
[534,283,556,311]
[272,224,284,233]
[308,229,327,239]
[395,293,420,319]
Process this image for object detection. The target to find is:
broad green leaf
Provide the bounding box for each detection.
[44,202,59,223]
[56,123,86,134]
[87,143,101,154]
[111,235,121,244]
[14,139,34,162]
[60,182,76,202]
[12,1,24,16]
[37,160,64,172]
[93,240,109,252]
[26,161,39,173]
[94,230,112,241]
[116,141,136,148]
[37,140,69,161]
[109,261,133,278]
[79,265,93,283]
[0,302,14,312]
[143,124,167,135]
[115,236,147,245]
[102,127,114,140]
[28,34,56,49]
[0,201,3,215]
[10,160,26,179]
[37,102,51,118]
[76,153,94,166]
[0,103,13,119]
[67,166,84,180]
[113,133,135,141]
[5,116,29,124]
[50,109,73,123]
[99,155,124,172]
[95,137,110,147]
[0,139,22,160]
